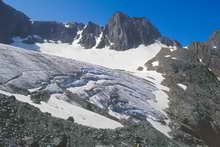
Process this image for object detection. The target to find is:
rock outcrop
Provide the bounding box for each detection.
[79,21,102,48]
[31,21,85,43]
[98,12,161,50]
[145,31,220,147]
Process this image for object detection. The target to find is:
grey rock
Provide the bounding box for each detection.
[0,93,181,147]
[158,37,182,47]
[30,90,50,104]
[31,21,84,43]
[102,12,161,50]
[79,21,102,49]
[145,32,220,147]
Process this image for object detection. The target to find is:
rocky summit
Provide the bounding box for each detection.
[98,12,161,50]
[0,1,220,147]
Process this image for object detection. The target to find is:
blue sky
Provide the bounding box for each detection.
[5,0,220,45]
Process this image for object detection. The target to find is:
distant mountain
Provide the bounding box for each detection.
[0,1,180,50]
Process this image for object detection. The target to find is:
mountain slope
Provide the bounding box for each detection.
[0,90,123,129]
[0,93,181,147]
[145,31,220,147]
[0,43,173,137]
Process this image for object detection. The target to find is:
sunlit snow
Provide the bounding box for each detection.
[152,61,159,67]
[0,90,123,129]
[177,83,187,91]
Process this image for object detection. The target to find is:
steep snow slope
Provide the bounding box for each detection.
[12,40,164,71]
[11,37,175,71]
[38,43,163,71]
[0,90,123,129]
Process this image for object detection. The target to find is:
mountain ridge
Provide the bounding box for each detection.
[0,1,180,50]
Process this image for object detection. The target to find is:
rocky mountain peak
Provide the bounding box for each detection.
[78,21,103,48]
[208,30,220,48]
[0,1,178,50]
[110,12,129,22]
[83,21,102,36]
[104,12,161,50]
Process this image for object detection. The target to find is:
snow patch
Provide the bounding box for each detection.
[65,24,70,28]
[152,61,159,67]
[165,55,171,58]
[28,87,42,93]
[147,118,172,138]
[171,57,177,60]
[0,90,123,129]
[170,47,177,52]
[93,32,103,48]
[72,28,84,47]
[208,68,212,72]
[35,42,163,72]
[177,83,187,90]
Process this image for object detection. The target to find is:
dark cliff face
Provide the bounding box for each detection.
[0,0,31,43]
[99,12,161,50]
[187,31,220,77]
[31,21,85,43]
[78,21,103,49]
